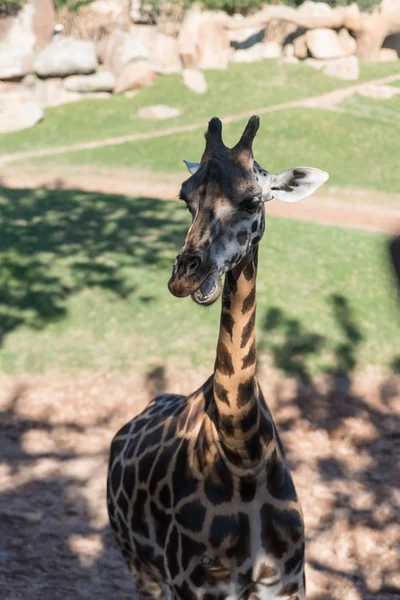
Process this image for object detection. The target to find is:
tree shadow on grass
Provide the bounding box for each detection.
[0,186,188,344]
[259,293,400,599]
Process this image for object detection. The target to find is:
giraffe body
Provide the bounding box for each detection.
[107,116,328,600]
[108,376,304,600]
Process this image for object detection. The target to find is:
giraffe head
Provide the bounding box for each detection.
[168,115,328,306]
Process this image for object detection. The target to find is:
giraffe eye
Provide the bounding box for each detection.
[240,196,260,212]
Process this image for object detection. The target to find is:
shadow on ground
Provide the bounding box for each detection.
[258,289,400,599]
[0,186,188,343]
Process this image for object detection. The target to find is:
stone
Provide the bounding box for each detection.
[264,41,282,58]
[63,71,115,93]
[152,33,181,74]
[0,101,43,133]
[233,41,281,63]
[0,48,33,80]
[306,28,345,59]
[114,61,156,94]
[337,28,357,56]
[34,37,97,78]
[358,83,400,99]
[304,57,326,70]
[233,43,265,63]
[103,29,149,76]
[293,35,308,59]
[182,68,207,94]
[297,0,332,16]
[178,7,230,69]
[282,43,295,59]
[323,56,359,80]
[0,1,35,53]
[32,0,55,50]
[376,48,398,61]
[138,105,182,119]
[197,20,231,69]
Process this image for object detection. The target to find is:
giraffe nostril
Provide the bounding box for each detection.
[187,256,201,273]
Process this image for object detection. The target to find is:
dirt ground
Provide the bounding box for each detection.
[1,361,399,600]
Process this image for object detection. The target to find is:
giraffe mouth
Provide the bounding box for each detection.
[192,271,222,306]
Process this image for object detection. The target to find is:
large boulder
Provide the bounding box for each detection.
[34,37,97,78]
[306,28,345,59]
[233,41,281,63]
[33,77,110,107]
[337,28,357,56]
[63,71,116,93]
[0,101,43,133]
[0,0,54,53]
[0,48,33,80]
[182,68,207,94]
[293,34,308,59]
[103,29,149,76]
[114,61,156,94]
[152,33,181,74]
[197,20,231,69]
[178,7,231,69]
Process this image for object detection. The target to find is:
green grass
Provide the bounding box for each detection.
[0,187,398,375]
[340,92,400,126]
[0,60,399,157]
[32,106,400,193]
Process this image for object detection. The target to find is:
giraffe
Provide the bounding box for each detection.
[107,116,329,600]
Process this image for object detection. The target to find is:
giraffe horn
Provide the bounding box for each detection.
[204,117,225,155]
[233,115,260,157]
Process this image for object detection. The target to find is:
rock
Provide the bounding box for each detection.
[0,1,35,53]
[375,48,398,61]
[178,7,231,69]
[323,56,359,80]
[0,48,33,80]
[306,28,345,59]
[32,0,55,50]
[0,101,43,133]
[304,57,326,70]
[114,61,156,94]
[63,71,115,93]
[297,0,332,16]
[282,43,295,59]
[293,35,308,59]
[138,105,182,119]
[182,68,207,94]
[197,20,231,69]
[229,26,265,49]
[264,41,282,58]
[33,77,110,107]
[103,29,149,76]
[358,83,400,99]
[233,43,265,63]
[152,33,181,74]
[233,41,281,63]
[34,37,97,78]
[338,28,357,56]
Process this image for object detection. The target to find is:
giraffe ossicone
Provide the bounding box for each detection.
[107,115,329,600]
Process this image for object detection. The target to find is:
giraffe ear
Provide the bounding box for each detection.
[183,160,200,175]
[268,167,329,203]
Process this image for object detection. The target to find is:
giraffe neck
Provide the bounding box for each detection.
[212,246,268,468]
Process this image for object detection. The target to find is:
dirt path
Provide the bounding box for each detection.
[1,73,400,168]
[1,364,399,600]
[2,170,400,234]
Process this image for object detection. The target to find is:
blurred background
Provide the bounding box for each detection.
[0,1,399,599]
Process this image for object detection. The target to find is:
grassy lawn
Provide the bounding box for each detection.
[340,92,400,126]
[0,60,399,157]
[0,186,398,376]
[31,106,400,193]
